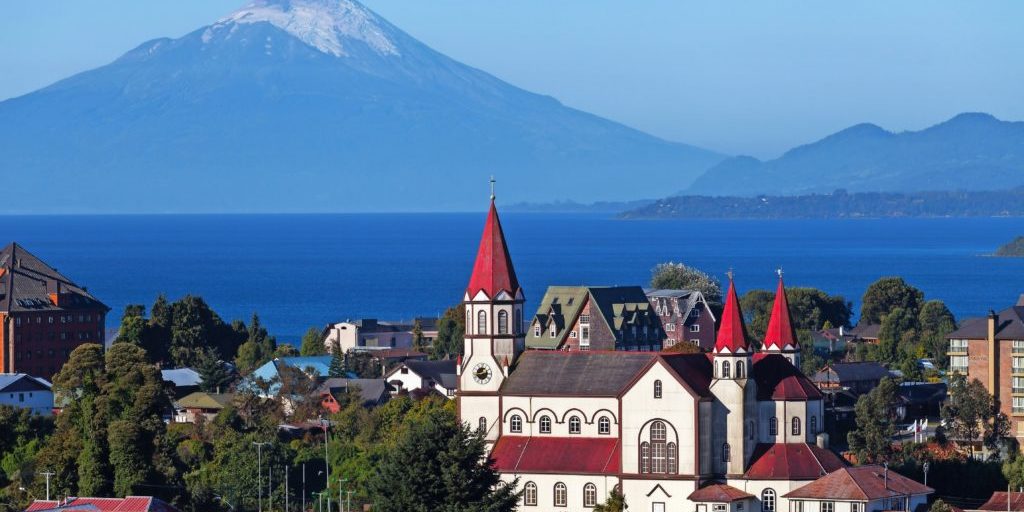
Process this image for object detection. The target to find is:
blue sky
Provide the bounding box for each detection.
[1,1,1021,158]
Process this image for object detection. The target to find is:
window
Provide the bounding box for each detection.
[581,314,590,324]
[950,355,969,373]
[477,311,487,335]
[1015,340,1024,354]
[667,442,677,473]
[569,416,581,434]
[554,483,567,507]
[761,489,776,512]
[569,330,577,338]
[581,326,590,343]
[478,417,487,433]
[654,379,663,398]
[1014,377,1024,394]
[598,416,611,435]
[821,502,834,512]
[850,503,863,512]
[510,414,523,433]
[810,416,817,434]
[584,483,597,507]
[534,326,541,337]
[551,325,556,337]
[721,361,731,379]
[736,360,745,378]
[691,308,701,318]
[722,443,731,462]
[666,323,675,332]
[524,482,537,506]
[690,324,700,332]
[1013,397,1024,414]
[640,441,651,473]
[498,310,508,334]
[793,501,804,512]
[792,417,801,436]
[713,505,728,512]
[48,316,53,324]
[949,338,968,352]
[539,415,552,434]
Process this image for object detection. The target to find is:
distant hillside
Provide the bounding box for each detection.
[0,0,723,213]
[995,236,1024,257]
[686,113,1024,197]
[620,188,1024,219]
[505,199,654,213]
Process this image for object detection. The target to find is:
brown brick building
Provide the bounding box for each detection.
[645,288,717,351]
[0,243,109,379]
[526,286,664,351]
[947,294,1024,440]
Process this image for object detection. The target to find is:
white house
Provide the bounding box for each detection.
[454,197,931,512]
[384,359,457,398]
[0,373,53,415]
[321,319,414,353]
[784,465,932,512]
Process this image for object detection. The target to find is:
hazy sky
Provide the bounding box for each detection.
[2,1,1022,157]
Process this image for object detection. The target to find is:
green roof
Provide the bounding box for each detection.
[527,285,659,349]
[177,391,235,410]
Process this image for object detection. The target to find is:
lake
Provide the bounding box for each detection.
[2,213,1022,342]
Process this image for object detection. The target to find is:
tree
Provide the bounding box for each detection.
[593,487,627,512]
[861,277,925,325]
[878,307,920,362]
[741,287,852,341]
[942,373,1010,453]
[329,340,346,378]
[432,305,465,360]
[115,305,147,346]
[930,499,954,512]
[195,348,234,393]
[368,405,519,512]
[650,262,722,304]
[919,300,957,369]
[234,313,278,374]
[300,326,326,356]
[848,378,899,463]
[411,319,425,354]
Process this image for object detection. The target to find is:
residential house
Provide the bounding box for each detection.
[318,378,389,411]
[784,465,932,512]
[847,323,881,344]
[645,288,717,351]
[946,295,1024,440]
[809,327,852,356]
[972,491,1024,511]
[174,391,234,423]
[813,362,890,396]
[0,373,52,415]
[385,359,457,398]
[247,355,335,396]
[160,367,203,398]
[411,316,439,346]
[26,496,178,512]
[0,243,110,380]
[896,382,947,421]
[321,318,414,353]
[528,285,664,352]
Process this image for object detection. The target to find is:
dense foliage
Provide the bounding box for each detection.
[847,378,900,463]
[432,304,465,360]
[649,262,723,305]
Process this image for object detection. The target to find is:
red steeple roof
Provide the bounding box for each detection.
[466,200,520,298]
[714,276,750,353]
[763,273,798,351]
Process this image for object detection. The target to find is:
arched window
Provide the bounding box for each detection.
[598,416,611,435]
[524,482,537,506]
[477,310,487,334]
[722,360,731,378]
[640,442,651,473]
[769,416,778,436]
[478,417,487,433]
[653,379,663,398]
[583,483,597,507]
[569,415,581,434]
[651,421,668,473]
[722,443,731,462]
[810,416,817,434]
[736,360,745,378]
[792,417,801,436]
[498,310,509,334]
[761,489,777,512]
[510,414,523,433]
[539,415,551,434]
[554,482,567,507]
[667,442,678,474]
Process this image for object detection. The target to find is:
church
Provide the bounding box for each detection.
[456,196,925,512]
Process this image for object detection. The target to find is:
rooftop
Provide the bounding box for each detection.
[490,436,620,475]
[0,243,108,314]
[688,483,755,503]
[784,465,932,500]
[744,443,846,480]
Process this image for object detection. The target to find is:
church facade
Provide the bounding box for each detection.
[456,198,904,512]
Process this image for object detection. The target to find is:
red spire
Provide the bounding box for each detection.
[763,272,798,351]
[466,200,520,298]
[714,274,750,353]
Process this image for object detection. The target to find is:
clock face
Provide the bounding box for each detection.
[472,363,493,384]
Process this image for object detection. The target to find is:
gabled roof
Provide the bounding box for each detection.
[0,243,108,313]
[948,299,1024,340]
[160,368,203,388]
[0,373,51,392]
[813,362,889,384]
[317,378,388,404]
[646,288,717,323]
[977,491,1024,511]
[784,465,932,500]
[752,353,823,400]
[490,436,620,475]
[176,392,234,410]
[763,275,798,351]
[501,351,656,396]
[387,359,457,390]
[744,443,846,480]
[688,483,754,503]
[660,353,713,398]
[528,286,591,349]
[528,285,659,349]
[848,323,881,340]
[27,496,178,512]
[466,200,520,298]
[715,278,750,353]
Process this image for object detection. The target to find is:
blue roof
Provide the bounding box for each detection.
[246,356,340,396]
[161,367,203,387]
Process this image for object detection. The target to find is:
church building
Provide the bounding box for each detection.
[456,196,928,512]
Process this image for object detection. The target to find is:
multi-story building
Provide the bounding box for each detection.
[456,197,929,512]
[321,318,415,353]
[646,288,716,351]
[528,286,664,352]
[947,295,1024,439]
[0,243,109,380]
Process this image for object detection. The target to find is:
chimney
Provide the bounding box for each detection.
[456,354,462,376]
[502,356,510,377]
[816,432,830,450]
[989,310,999,394]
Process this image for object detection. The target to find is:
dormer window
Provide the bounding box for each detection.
[534,326,540,337]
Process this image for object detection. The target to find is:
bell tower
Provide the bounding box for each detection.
[710,272,756,477]
[458,179,525,443]
[762,269,801,367]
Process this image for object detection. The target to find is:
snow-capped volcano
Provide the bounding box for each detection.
[206,0,399,57]
[0,0,723,213]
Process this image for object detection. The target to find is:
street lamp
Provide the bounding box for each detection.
[253,442,270,512]
[320,416,331,512]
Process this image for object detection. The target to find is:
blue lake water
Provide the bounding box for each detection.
[2,213,1022,342]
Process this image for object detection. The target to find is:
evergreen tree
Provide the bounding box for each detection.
[411,319,425,354]
[861,277,924,325]
[878,307,920,363]
[593,488,627,512]
[848,377,899,463]
[432,305,465,360]
[329,340,345,377]
[115,305,147,346]
[942,373,1010,452]
[300,326,326,356]
[196,348,234,393]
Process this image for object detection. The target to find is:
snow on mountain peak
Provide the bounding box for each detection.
[206,0,399,57]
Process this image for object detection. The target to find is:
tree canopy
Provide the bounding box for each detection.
[847,377,899,463]
[649,262,723,304]
[861,277,925,325]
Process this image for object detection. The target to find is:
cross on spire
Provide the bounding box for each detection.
[490,176,496,201]
[777,267,784,278]
[726,267,734,281]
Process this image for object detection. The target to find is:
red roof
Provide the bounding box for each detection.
[466,200,520,299]
[763,275,798,351]
[784,465,932,501]
[752,353,823,401]
[26,496,177,512]
[490,436,620,474]
[977,492,1024,511]
[714,278,750,353]
[744,443,846,480]
[688,483,755,502]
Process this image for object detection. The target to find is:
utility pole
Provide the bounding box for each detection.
[39,471,55,501]
[285,466,289,512]
[339,478,349,512]
[923,461,930,487]
[253,442,270,512]
[269,465,273,512]
[320,416,330,512]
[302,463,306,512]
[346,490,353,512]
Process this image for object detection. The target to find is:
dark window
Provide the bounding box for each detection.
[477,310,487,335]
[654,379,663,398]
[722,360,731,378]
[554,483,567,507]
[498,310,508,334]
[510,414,523,433]
[583,483,597,507]
[598,416,611,435]
[792,417,801,436]
[569,416,581,434]
[524,482,537,506]
[539,415,551,434]
[722,443,731,462]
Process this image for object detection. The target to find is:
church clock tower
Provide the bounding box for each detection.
[458,181,525,444]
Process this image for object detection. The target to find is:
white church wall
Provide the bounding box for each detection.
[620,477,698,512]
[502,472,618,512]
[500,395,619,437]
[621,362,697,475]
